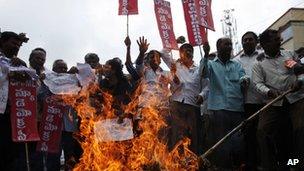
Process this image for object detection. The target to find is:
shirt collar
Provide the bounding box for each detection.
[240,50,259,57]
[264,50,282,59]
[214,56,233,64]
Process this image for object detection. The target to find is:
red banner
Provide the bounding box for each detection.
[195,0,215,31]
[9,80,40,142]
[154,0,178,50]
[182,0,208,46]
[118,0,138,15]
[36,96,66,153]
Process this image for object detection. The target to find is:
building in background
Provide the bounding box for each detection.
[268,8,304,51]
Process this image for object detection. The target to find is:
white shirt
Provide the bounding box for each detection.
[252,50,304,106]
[136,63,171,108]
[234,51,264,104]
[161,49,209,107]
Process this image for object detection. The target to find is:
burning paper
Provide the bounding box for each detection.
[76,63,95,87]
[94,118,134,142]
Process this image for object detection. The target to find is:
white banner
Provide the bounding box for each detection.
[43,72,81,95]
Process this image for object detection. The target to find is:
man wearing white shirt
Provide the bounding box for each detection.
[234,31,263,170]
[161,43,209,155]
[0,31,30,170]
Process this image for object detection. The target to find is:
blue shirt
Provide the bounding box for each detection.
[202,57,246,112]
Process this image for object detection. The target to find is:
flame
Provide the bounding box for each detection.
[63,82,198,171]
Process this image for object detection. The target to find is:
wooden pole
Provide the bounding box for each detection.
[199,89,293,166]
[127,14,129,36]
[25,143,31,171]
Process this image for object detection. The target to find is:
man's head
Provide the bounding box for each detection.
[146,50,161,70]
[179,43,194,66]
[0,31,26,58]
[216,37,232,61]
[29,48,46,72]
[85,53,100,69]
[242,31,258,55]
[259,29,281,57]
[52,59,67,73]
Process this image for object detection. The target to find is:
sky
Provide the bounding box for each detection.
[1,0,304,70]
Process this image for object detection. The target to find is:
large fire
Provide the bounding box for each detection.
[63,82,198,171]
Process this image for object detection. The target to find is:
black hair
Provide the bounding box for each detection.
[146,50,161,59]
[52,59,65,69]
[84,53,99,62]
[106,58,125,80]
[29,48,46,61]
[242,31,258,42]
[259,29,278,47]
[179,43,193,52]
[0,31,19,43]
[32,47,46,54]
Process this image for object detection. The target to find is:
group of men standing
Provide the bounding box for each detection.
[0,28,304,171]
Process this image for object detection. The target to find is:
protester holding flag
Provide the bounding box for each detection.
[201,38,248,169]
[161,43,209,155]
[0,31,37,170]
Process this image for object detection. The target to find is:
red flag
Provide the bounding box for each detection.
[154,0,178,50]
[36,96,66,153]
[9,80,40,142]
[182,0,208,46]
[195,0,215,31]
[118,0,138,15]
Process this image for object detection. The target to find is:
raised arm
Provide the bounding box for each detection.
[135,36,149,76]
[135,36,149,66]
[199,42,211,78]
[124,36,140,81]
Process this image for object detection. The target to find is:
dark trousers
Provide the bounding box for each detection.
[243,103,263,170]
[169,101,202,155]
[204,110,244,169]
[257,101,292,170]
[0,108,19,170]
[290,98,304,169]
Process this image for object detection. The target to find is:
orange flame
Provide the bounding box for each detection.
[63,82,198,171]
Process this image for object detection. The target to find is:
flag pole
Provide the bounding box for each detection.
[127,14,129,36]
[25,143,31,171]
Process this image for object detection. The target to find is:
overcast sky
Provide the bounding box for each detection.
[1,0,304,70]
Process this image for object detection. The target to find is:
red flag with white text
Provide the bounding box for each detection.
[118,0,138,15]
[182,0,208,46]
[9,80,40,142]
[195,0,215,31]
[154,0,178,50]
[36,96,66,153]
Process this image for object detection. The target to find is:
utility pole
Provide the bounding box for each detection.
[221,9,240,56]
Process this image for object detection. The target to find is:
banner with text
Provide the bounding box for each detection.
[182,0,208,46]
[118,0,138,15]
[154,0,178,50]
[195,0,215,31]
[9,80,40,142]
[36,96,66,153]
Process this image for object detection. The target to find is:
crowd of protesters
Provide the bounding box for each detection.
[0,29,304,171]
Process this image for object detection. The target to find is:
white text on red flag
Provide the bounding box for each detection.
[182,0,208,46]
[36,96,66,153]
[9,80,40,142]
[154,0,178,50]
[195,0,215,31]
[118,0,138,15]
